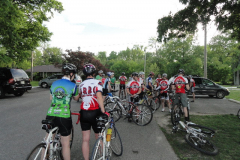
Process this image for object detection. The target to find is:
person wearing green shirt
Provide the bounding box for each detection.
[96,70,103,81]
[110,72,116,90]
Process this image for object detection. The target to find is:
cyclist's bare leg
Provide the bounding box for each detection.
[82,130,91,160]
[161,99,165,110]
[166,100,171,109]
[61,135,71,160]
[183,107,189,118]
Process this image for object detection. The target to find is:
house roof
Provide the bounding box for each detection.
[25,65,61,73]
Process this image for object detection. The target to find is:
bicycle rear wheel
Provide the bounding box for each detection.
[150,97,160,113]
[132,105,153,126]
[104,102,122,122]
[91,137,104,160]
[237,109,240,119]
[185,133,218,155]
[111,126,123,156]
[171,106,182,126]
[26,143,46,160]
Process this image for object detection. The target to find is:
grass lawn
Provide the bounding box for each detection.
[160,114,240,160]
[30,81,39,86]
[226,90,240,101]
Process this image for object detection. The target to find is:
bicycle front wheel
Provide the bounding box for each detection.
[26,143,46,160]
[111,126,123,156]
[185,133,218,155]
[91,137,104,160]
[104,102,122,122]
[132,105,153,126]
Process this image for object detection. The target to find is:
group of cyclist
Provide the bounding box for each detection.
[44,62,195,160]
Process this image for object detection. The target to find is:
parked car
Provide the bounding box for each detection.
[191,76,230,99]
[0,68,32,98]
[39,73,63,88]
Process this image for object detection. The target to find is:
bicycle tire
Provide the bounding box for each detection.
[91,137,104,160]
[237,109,240,119]
[171,106,182,126]
[188,124,215,135]
[104,102,122,122]
[132,104,153,126]
[185,133,218,155]
[149,98,159,113]
[111,126,123,156]
[26,143,46,160]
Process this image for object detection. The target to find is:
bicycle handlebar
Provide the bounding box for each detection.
[71,112,80,124]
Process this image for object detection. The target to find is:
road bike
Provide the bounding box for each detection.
[91,109,123,160]
[26,113,80,160]
[119,89,125,100]
[172,120,218,155]
[140,91,159,113]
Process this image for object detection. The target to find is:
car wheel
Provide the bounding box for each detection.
[41,82,48,88]
[14,91,24,96]
[216,91,225,99]
[208,95,214,98]
[0,86,5,98]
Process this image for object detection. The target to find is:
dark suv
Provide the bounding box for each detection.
[0,68,32,98]
[191,76,230,99]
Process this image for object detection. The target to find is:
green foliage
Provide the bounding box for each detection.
[0,0,63,64]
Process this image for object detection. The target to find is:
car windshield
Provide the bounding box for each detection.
[10,69,29,78]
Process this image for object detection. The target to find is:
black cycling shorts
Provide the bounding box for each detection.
[46,116,72,137]
[80,109,102,133]
[102,89,109,96]
[120,84,125,90]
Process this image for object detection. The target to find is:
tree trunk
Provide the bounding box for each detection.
[237,70,239,86]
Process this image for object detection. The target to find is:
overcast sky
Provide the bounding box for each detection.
[44,0,219,55]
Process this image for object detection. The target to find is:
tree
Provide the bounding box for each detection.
[157,0,240,42]
[0,0,63,63]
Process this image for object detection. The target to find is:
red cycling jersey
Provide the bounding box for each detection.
[172,75,188,94]
[155,78,162,87]
[126,80,141,95]
[156,79,169,93]
[79,78,103,110]
[119,76,127,85]
[102,78,106,84]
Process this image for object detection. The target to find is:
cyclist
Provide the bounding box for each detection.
[78,63,109,160]
[102,73,106,84]
[146,72,155,96]
[189,75,196,102]
[154,74,162,88]
[156,73,171,112]
[45,63,79,160]
[138,71,149,101]
[171,69,190,122]
[110,72,116,90]
[95,70,103,81]
[103,72,114,100]
[126,72,142,103]
[119,72,127,99]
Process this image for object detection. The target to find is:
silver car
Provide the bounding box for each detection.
[39,74,63,88]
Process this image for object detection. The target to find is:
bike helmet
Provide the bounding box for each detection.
[132,72,139,77]
[139,71,145,76]
[83,63,96,76]
[62,63,77,75]
[96,114,108,129]
[149,72,154,76]
[178,69,185,74]
[102,73,105,76]
[122,72,125,75]
[107,72,113,77]
[162,73,167,78]
[98,70,103,74]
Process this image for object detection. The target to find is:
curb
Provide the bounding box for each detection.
[228,99,240,104]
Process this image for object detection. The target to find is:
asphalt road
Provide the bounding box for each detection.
[0,87,178,160]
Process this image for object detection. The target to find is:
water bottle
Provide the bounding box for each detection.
[106,128,112,142]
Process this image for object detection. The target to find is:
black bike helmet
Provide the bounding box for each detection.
[122,72,125,75]
[132,72,139,77]
[62,63,77,75]
[178,69,185,74]
[83,63,96,76]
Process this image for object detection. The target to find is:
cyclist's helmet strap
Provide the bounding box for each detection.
[62,63,77,75]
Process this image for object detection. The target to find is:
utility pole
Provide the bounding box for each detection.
[31,51,33,81]
[144,48,146,74]
[204,23,207,78]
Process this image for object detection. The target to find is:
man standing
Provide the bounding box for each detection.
[189,75,196,102]
[126,72,142,103]
[110,72,116,90]
[119,72,127,99]
[171,69,190,122]
[95,70,103,81]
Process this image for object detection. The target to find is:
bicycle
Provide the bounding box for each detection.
[171,93,190,126]
[91,109,123,160]
[172,120,219,155]
[237,108,240,119]
[119,89,125,100]
[26,113,80,160]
